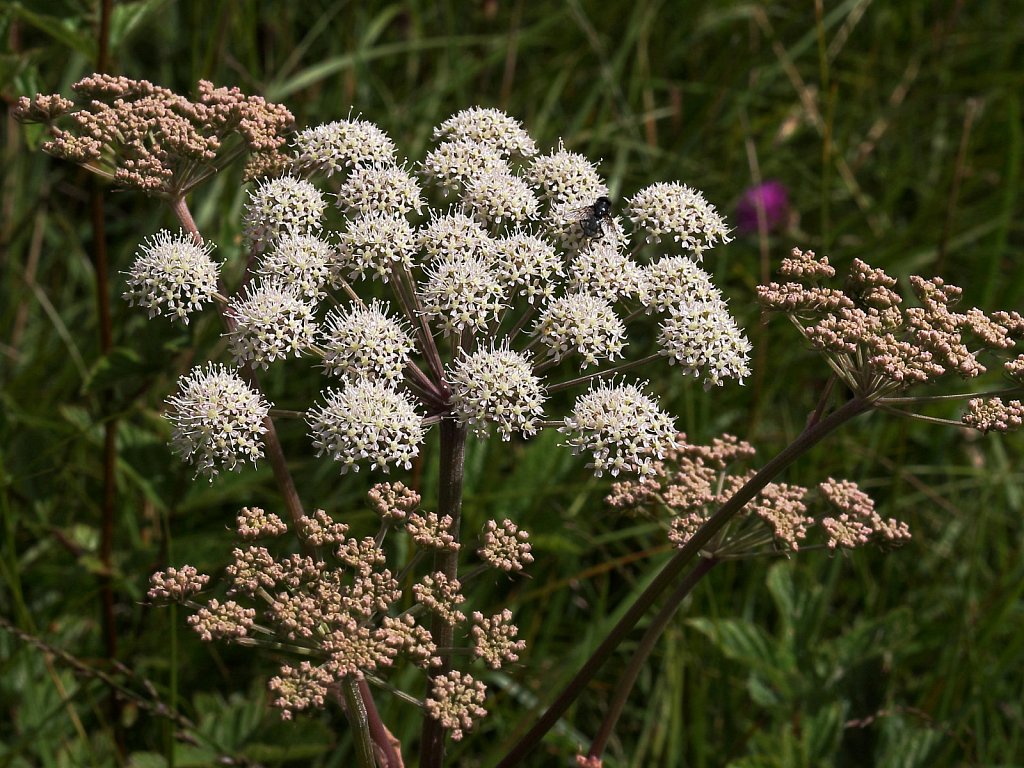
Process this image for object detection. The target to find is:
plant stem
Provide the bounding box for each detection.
[341,680,377,768]
[360,677,404,768]
[544,353,661,393]
[587,557,718,762]
[260,415,307,531]
[419,420,468,768]
[877,386,1024,405]
[169,196,202,245]
[90,5,118,750]
[496,395,872,766]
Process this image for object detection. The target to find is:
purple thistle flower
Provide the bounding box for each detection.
[736,180,789,235]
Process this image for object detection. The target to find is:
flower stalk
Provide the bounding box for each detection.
[420,420,468,768]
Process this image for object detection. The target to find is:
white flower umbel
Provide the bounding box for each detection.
[336,162,424,217]
[626,181,730,256]
[123,229,218,323]
[292,118,397,177]
[462,168,539,227]
[243,175,326,251]
[568,240,643,304]
[493,230,562,305]
[421,139,506,195]
[307,380,424,474]
[418,211,493,263]
[166,363,271,478]
[448,345,545,440]
[418,253,506,337]
[433,107,537,159]
[336,211,416,282]
[561,381,677,477]
[543,199,628,255]
[257,233,334,300]
[659,300,753,388]
[640,255,719,312]
[534,293,626,368]
[226,280,318,369]
[321,301,413,385]
[526,139,608,205]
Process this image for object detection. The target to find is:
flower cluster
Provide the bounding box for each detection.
[962,397,1024,433]
[561,382,677,477]
[122,230,219,323]
[150,485,531,733]
[164,364,270,479]
[818,478,910,550]
[608,433,911,555]
[15,75,294,194]
[757,248,1022,401]
[109,104,750,478]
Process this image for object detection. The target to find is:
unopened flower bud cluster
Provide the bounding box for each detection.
[15,75,294,195]
[148,483,532,735]
[607,433,911,555]
[758,249,1024,415]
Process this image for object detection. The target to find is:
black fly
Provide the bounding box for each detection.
[578,195,613,240]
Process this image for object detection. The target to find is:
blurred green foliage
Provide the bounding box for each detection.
[1,0,1022,766]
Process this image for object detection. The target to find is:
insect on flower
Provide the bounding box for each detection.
[578,195,614,239]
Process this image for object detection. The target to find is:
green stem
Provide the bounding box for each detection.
[341,680,377,768]
[872,405,968,428]
[877,386,1024,405]
[419,420,468,768]
[544,353,661,393]
[587,557,718,762]
[359,678,403,767]
[496,395,872,766]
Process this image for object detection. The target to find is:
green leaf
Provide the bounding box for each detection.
[747,673,781,707]
[687,617,778,669]
[109,0,169,49]
[876,715,944,768]
[127,753,167,768]
[802,702,845,761]
[193,688,266,750]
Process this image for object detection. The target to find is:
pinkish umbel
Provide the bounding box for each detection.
[149,485,532,727]
[608,432,911,557]
[14,75,293,196]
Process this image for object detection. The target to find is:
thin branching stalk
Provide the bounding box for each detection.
[544,353,661,392]
[341,680,377,768]
[359,678,405,768]
[91,2,119,748]
[878,387,1024,405]
[393,260,447,385]
[506,304,538,343]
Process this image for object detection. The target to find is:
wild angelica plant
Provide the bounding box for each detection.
[18,76,1023,768]
[17,76,750,766]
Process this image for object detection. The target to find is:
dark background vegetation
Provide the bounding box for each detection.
[2,1,1023,766]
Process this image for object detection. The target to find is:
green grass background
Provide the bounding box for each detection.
[2,1,1023,766]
